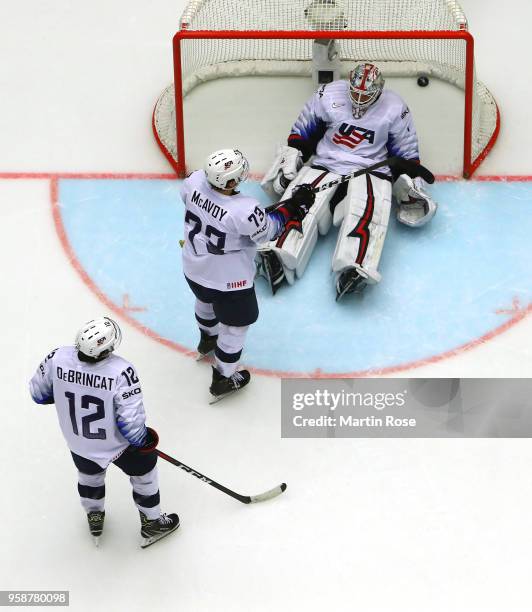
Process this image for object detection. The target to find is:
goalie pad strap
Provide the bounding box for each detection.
[259,166,341,281]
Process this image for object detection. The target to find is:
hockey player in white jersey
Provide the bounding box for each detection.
[181,148,314,401]
[259,62,437,300]
[29,317,179,548]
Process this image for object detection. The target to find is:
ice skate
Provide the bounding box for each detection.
[140,511,180,549]
[196,330,218,361]
[335,268,366,301]
[87,510,105,547]
[209,366,251,404]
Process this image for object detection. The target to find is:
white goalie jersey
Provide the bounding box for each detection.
[257,72,436,297]
[288,80,420,175]
[29,346,148,468]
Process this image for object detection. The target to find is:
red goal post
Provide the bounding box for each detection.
[153,2,500,179]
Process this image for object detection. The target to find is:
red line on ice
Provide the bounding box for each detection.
[3,171,532,181]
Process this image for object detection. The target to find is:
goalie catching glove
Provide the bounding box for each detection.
[393,174,437,227]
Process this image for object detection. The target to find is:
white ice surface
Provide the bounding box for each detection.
[2,2,532,611]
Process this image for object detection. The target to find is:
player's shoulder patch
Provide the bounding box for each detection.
[400,105,410,120]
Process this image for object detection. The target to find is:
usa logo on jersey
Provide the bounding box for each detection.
[332,123,375,149]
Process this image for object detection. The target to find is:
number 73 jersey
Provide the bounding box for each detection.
[180,170,281,292]
[29,346,148,468]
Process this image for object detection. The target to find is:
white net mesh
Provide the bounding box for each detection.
[153,0,498,176]
[180,0,468,31]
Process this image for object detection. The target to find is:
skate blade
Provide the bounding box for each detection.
[140,525,180,549]
[208,389,239,404]
[195,351,214,362]
[336,279,366,302]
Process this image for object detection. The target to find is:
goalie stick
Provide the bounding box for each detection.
[157,449,287,504]
[265,156,434,212]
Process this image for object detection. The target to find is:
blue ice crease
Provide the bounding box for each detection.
[58,178,532,374]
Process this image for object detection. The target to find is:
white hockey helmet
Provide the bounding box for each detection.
[204,149,249,189]
[349,63,385,118]
[75,317,122,359]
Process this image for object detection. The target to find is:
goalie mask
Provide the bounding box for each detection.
[75,316,122,360]
[349,63,385,118]
[204,149,250,190]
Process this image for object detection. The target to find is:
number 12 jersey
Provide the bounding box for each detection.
[29,346,148,468]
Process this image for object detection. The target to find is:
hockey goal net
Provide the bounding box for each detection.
[153,0,499,178]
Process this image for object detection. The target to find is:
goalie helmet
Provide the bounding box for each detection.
[75,317,122,360]
[204,149,249,190]
[349,63,385,118]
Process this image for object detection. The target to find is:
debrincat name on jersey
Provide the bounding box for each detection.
[56,366,114,390]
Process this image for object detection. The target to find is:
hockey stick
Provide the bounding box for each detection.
[157,449,287,504]
[265,156,434,212]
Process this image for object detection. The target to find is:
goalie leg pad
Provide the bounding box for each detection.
[282,166,339,236]
[259,166,342,285]
[332,174,392,283]
[272,219,318,280]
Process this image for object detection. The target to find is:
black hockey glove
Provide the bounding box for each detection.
[128,426,159,454]
[276,184,315,226]
[139,426,159,454]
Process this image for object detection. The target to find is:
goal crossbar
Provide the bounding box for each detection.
[153,28,499,178]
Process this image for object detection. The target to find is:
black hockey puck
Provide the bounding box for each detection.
[417,75,429,87]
